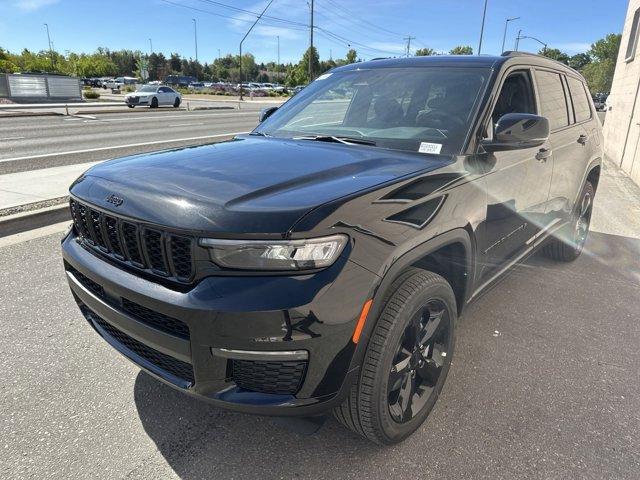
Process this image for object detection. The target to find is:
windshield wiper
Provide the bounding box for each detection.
[293,135,376,146]
[249,131,271,137]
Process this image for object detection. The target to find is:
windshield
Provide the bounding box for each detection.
[255,67,490,155]
[137,85,157,92]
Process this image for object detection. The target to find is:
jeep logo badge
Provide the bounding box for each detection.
[105,194,124,207]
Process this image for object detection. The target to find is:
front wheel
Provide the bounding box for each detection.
[150,97,158,108]
[334,269,456,444]
[127,105,134,109]
[542,181,594,262]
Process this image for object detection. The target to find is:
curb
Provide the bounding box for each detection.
[0,202,70,238]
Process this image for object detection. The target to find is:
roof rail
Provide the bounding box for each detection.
[501,50,582,76]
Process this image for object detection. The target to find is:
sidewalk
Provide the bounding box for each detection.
[0,162,97,210]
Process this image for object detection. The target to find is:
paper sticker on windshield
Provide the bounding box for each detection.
[418,142,442,154]
[316,73,332,81]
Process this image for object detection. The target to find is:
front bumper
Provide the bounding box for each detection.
[125,96,149,105]
[62,231,376,416]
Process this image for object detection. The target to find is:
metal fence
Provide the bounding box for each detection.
[0,74,82,101]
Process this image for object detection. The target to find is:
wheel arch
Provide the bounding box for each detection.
[359,228,474,347]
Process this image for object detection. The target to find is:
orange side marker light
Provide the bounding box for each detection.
[352,299,373,344]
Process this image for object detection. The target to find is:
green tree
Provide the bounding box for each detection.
[449,45,473,55]
[415,47,436,56]
[169,53,182,73]
[568,53,591,70]
[539,48,570,65]
[582,33,621,93]
[346,48,358,64]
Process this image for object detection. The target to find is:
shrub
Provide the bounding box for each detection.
[84,90,100,99]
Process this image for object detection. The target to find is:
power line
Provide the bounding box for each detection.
[319,0,405,37]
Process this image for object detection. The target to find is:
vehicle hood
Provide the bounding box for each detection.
[70,136,452,235]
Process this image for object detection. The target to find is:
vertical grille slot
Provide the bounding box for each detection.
[105,216,124,258]
[122,222,144,266]
[70,200,89,238]
[89,209,107,249]
[144,229,169,274]
[78,203,92,243]
[169,235,193,280]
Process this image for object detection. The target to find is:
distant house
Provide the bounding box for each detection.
[603,0,640,185]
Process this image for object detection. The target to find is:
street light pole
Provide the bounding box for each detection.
[518,34,548,54]
[44,23,54,70]
[477,0,488,55]
[501,16,520,53]
[309,0,314,81]
[514,29,522,51]
[149,38,153,54]
[239,0,275,100]
[192,18,198,63]
[277,35,280,82]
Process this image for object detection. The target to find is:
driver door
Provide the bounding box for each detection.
[476,68,554,283]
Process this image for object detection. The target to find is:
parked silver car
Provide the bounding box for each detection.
[125,85,181,108]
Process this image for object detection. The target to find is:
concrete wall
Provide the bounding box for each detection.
[603,0,640,185]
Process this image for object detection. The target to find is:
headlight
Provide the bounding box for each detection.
[200,234,348,271]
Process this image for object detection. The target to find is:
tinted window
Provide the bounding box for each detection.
[492,71,536,125]
[566,77,591,123]
[256,67,490,155]
[535,70,569,130]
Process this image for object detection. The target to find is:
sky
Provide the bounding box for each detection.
[0,0,630,65]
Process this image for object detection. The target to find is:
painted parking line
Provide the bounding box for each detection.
[0,131,248,163]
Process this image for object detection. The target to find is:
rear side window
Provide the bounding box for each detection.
[534,70,569,131]
[566,77,592,123]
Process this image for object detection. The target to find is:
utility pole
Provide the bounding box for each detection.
[329,48,332,61]
[218,48,221,59]
[239,0,275,100]
[149,38,153,54]
[44,23,54,70]
[514,29,522,51]
[192,18,198,62]
[309,0,314,82]
[501,17,520,53]
[477,0,488,55]
[277,35,280,81]
[403,35,415,57]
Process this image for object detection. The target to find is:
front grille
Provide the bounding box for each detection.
[121,298,190,339]
[70,199,195,282]
[81,305,194,385]
[128,96,139,104]
[232,359,307,395]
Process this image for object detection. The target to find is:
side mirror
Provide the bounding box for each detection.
[259,106,278,123]
[481,113,549,152]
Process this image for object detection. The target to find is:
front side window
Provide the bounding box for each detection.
[255,67,490,155]
[534,70,569,131]
[490,70,536,128]
[566,76,592,123]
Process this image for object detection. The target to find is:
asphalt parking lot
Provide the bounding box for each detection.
[1,155,639,478]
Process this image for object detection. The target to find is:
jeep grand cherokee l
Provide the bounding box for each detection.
[62,52,603,444]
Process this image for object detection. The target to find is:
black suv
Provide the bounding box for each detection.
[62,52,603,444]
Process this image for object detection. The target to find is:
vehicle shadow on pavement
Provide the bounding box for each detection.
[133,231,640,479]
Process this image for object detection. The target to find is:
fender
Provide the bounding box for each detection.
[345,227,474,377]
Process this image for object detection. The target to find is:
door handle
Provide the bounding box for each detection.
[577,134,589,145]
[535,148,551,162]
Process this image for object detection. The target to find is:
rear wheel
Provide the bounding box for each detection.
[173,97,181,108]
[334,269,456,444]
[150,97,158,108]
[542,181,594,262]
[127,105,134,109]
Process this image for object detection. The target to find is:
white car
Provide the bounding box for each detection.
[125,85,181,108]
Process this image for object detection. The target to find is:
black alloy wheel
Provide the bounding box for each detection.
[387,299,451,423]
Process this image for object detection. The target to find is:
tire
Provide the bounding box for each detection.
[127,105,134,109]
[173,97,181,108]
[334,269,456,444]
[150,97,158,108]
[542,181,594,262]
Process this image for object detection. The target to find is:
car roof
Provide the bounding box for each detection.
[332,52,584,81]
